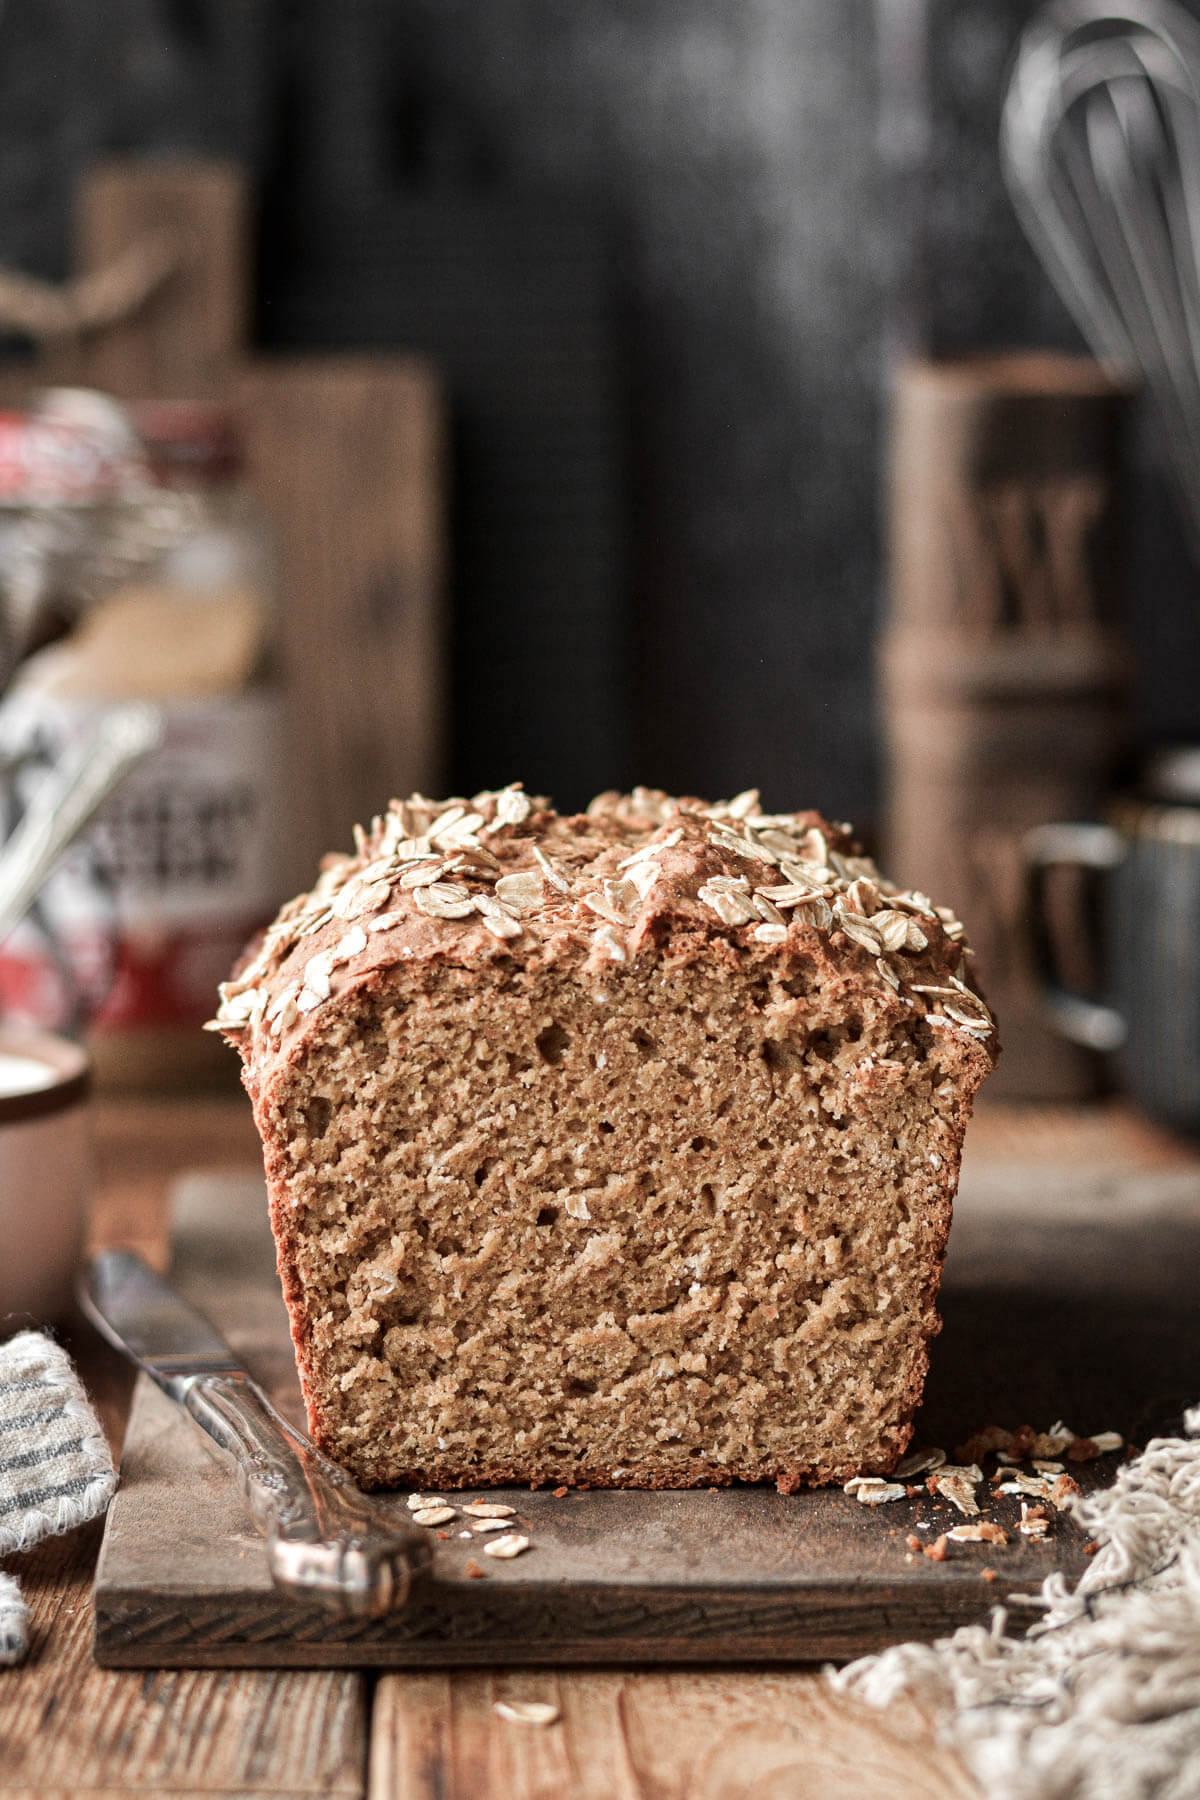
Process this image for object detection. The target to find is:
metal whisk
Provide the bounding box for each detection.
[1003,0,1200,560]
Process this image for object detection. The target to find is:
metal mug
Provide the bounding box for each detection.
[1027,792,1200,1130]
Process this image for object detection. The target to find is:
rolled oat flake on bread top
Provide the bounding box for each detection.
[212,785,998,1493]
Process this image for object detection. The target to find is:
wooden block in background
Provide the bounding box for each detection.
[74,158,251,399]
[238,357,446,885]
[883,354,1131,1102]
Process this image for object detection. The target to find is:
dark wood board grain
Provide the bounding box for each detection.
[91,1163,1200,1668]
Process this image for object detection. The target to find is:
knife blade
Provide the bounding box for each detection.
[80,1249,432,1619]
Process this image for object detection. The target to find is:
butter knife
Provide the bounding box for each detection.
[80,1249,432,1618]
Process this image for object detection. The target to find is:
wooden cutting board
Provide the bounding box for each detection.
[91,1161,1200,1668]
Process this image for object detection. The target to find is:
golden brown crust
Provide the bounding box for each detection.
[212,784,997,1089]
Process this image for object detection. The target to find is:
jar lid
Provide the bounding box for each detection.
[0,1028,90,1124]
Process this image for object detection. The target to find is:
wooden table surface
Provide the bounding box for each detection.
[0,1093,1193,1800]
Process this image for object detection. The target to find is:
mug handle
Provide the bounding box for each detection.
[1024,822,1128,1052]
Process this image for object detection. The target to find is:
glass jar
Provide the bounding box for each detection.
[0,395,285,1087]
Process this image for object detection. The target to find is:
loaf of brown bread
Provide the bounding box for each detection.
[212,786,997,1492]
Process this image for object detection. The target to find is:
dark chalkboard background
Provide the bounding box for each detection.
[1,0,1197,821]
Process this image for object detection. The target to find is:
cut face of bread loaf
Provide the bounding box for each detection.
[213,786,997,1492]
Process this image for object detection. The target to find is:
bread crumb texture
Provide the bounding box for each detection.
[214,786,998,1492]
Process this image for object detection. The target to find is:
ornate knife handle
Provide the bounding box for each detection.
[183,1371,432,1618]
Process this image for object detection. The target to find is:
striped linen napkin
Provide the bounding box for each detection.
[0,1330,117,1666]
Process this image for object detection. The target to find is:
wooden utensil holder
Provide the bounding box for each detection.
[882,353,1130,1100]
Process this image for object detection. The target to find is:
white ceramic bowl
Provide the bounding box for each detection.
[0,1027,91,1324]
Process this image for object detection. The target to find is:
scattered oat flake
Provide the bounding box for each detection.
[483,1533,530,1559]
[399,860,447,890]
[875,956,901,990]
[996,1470,1078,1508]
[795,897,834,931]
[875,911,911,952]
[473,1518,516,1533]
[353,878,394,913]
[855,1481,907,1505]
[837,913,882,953]
[896,1446,946,1479]
[478,908,523,940]
[494,1701,560,1728]
[1032,1460,1064,1475]
[928,1472,980,1516]
[407,1493,446,1511]
[1019,1503,1051,1540]
[1066,1431,1122,1461]
[368,911,407,933]
[947,1522,1009,1545]
[494,787,532,827]
[844,877,880,916]
[582,892,630,928]
[266,982,300,1022]
[495,871,542,912]
[415,881,475,920]
[303,951,333,999]
[699,885,758,927]
[532,845,572,892]
[217,985,260,1023]
[464,1500,517,1518]
[413,1505,457,1527]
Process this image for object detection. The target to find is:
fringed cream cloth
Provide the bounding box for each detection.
[832,1405,1200,1799]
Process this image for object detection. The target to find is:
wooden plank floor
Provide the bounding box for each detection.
[3,1095,1193,1796]
[1,1527,364,1800]
[369,1671,979,1800]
